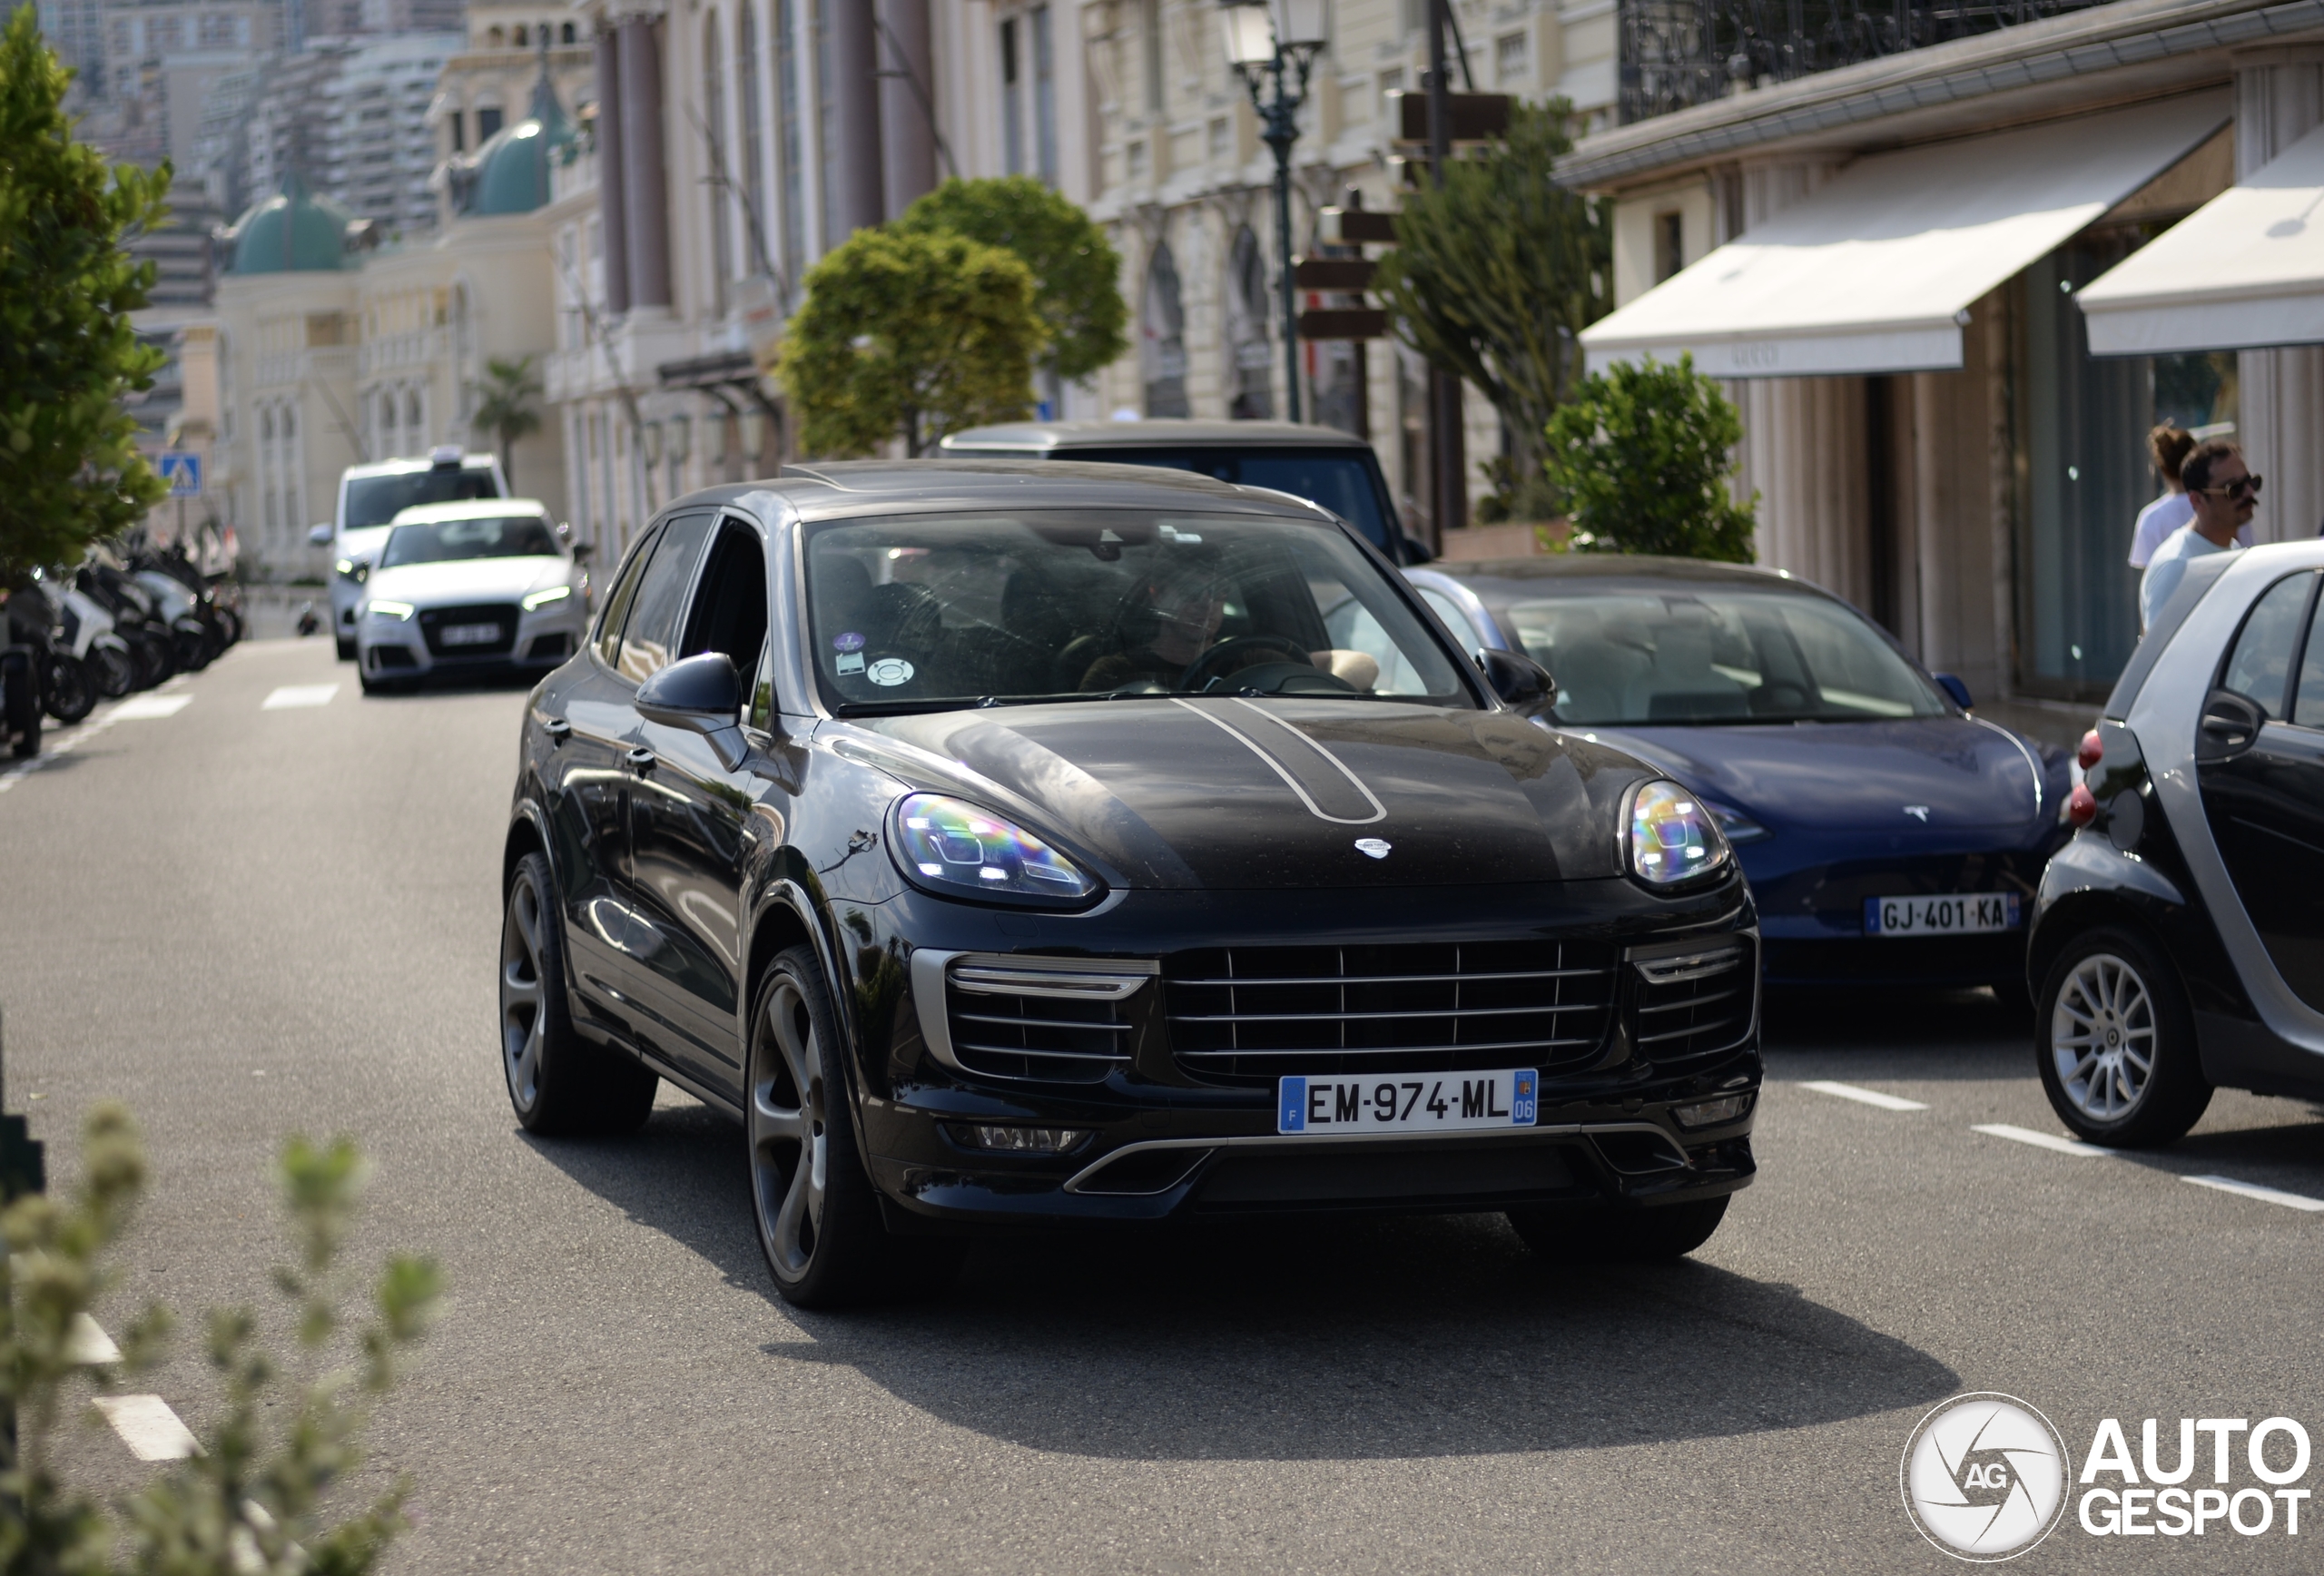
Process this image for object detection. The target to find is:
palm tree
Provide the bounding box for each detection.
[469,355,545,488]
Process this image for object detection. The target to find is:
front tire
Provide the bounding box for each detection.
[43,654,94,724]
[2036,926,2210,1148]
[1507,1196,1730,1263]
[499,852,657,1135]
[747,946,963,1308]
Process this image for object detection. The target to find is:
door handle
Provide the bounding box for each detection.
[545,717,572,744]
[625,745,657,771]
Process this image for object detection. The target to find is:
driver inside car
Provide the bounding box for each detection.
[1078,563,1284,692]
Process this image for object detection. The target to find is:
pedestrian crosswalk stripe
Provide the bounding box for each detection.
[262,684,340,710]
[111,694,192,720]
[1971,1122,2116,1157]
[2184,1175,2324,1213]
[93,1394,198,1460]
[1802,1079,1928,1111]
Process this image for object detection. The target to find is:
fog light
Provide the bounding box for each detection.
[950,1125,1088,1154]
[1672,1094,1752,1128]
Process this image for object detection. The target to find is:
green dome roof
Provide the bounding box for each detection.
[462,73,576,217]
[226,172,358,274]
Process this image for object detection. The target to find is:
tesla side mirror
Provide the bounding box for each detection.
[308,523,334,547]
[637,651,743,734]
[1934,673,1973,710]
[1478,647,1555,714]
[2195,688,2264,762]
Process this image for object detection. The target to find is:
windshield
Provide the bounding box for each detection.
[804,510,1468,712]
[1047,448,1393,548]
[380,515,561,567]
[342,468,498,530]
[1499,587,1945,725]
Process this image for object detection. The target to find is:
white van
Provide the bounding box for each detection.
[311,447,507,660]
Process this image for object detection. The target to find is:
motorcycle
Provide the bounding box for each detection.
[79,563,175,689]
[5,578,88,730]
[133,568,219,672]
[44,568,137,700]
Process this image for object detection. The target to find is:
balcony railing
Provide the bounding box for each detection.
[1619,0,2116,123]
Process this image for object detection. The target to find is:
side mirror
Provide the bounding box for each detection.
[308,523,334,547]
[1397,533,1436,566]
[571,541,596,564]
[636,651,742,733]
[1478,647,1555,714]
[1934,673,1974,711]
[2195,688,2264,763]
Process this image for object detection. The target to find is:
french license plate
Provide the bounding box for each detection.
[1864,892,2020,937]
[439,622,501,646]
[1277,1069,1538,1136]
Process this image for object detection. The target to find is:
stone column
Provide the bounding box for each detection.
[878,0,935,216]
[830,0,884,234]
[595,25,630,314]
[2235,52,2324,543]
[618,15,672,310]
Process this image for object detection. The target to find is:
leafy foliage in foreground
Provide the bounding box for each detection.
[0,5,171,580]
[1541,355,1758,562]
[894,177,1128,386]
[0,1107,443,1575]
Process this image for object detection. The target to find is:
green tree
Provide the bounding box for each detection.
[1,1106,443,1575]
[777,227,1046,458]
[893,175,1128,386]
[468,355,544,488]
[1374,100,1610,523]
[0,5,172,580]
[1541,354,1757,562]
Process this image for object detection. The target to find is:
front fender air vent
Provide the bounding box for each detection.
[922,952,1157,1082]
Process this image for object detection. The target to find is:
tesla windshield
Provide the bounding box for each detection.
[1502,588,1945,725]
[1058,448,1392,547]
[343,469,497,529]
[380,515,561,566]
[804,510,1468,710]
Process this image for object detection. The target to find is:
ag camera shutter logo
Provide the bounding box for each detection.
[1901,1393,2072,1561]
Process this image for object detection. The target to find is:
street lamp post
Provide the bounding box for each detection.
[1221,2,1326,424]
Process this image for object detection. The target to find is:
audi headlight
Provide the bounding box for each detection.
[1626,779,1733,887]
[366,600,415,622]
[522,585,572,612]
[892,793,1098,906]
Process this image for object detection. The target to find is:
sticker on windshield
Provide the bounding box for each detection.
[833,631,866,653]
[835,651,864,675]
[866,657,914,687]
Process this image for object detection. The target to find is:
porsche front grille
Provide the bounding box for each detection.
[1162,941,1618,1087]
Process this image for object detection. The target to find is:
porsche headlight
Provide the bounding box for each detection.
[1626,779,1732,887]
[365,600,415,622]
[892,794,1098,905]
[522,585,572,612]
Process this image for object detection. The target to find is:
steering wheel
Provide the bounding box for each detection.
[1178,634,1312,693]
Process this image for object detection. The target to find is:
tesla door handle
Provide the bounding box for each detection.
[544,718,572,744]
[625,746,657,771]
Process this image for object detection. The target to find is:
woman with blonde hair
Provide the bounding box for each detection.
[2129,425,2197,570]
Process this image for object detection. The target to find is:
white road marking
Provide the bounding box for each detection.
[93,1394,198,1460]
[1972,1123,2117,1157]
[64,1312,121,1364]
[0,675,196,795]
[1802,1079,1929,1111]
[261,684,339,710]
[110,693,192,720]
[2184,1175,2324,1213]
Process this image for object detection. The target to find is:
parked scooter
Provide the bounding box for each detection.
[78,563,175,689]
[7,577,95,724]
[38,566,135,703]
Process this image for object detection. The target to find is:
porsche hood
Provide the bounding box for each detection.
[846,698,1656,889]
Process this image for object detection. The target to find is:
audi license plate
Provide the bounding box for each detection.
[1277,1069,1538,1136]
[1864,892,2020,937]
[439,622,501,646]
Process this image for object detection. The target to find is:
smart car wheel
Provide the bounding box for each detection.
[747,946,963,1308]
[1506,1196,1729,1263]
[2036,926,2210,1148]
[499,852,657,1135]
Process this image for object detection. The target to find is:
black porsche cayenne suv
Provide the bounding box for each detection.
[499,460,1761,1305]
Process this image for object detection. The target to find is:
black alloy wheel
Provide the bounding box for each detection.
[2036,925,2211,1148]
[499,852,657,1135]
[1506,1196,1730,1263]
[42,653,95,724]
[747,946,964,1308]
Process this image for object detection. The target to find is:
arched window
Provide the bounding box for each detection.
[703,12,730,310]
[561,21,576,44]
[737,2,766,276]
[1142,241,1189,418]
[405,388,423,441]
[512,24,527,47]
[486,25,505,46]
[1226,226,1273,420]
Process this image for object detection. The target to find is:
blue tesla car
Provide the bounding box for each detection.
[1392,557,2073,990]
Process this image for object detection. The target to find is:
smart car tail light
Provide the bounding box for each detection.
[1626,780,1733,888]
[892,794,1098,905]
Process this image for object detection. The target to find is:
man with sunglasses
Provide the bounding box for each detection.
[2140,440,2260,632]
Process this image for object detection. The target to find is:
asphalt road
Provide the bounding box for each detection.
[3,635,2319,1574]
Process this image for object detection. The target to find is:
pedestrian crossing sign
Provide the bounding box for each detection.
[157,451,202,497]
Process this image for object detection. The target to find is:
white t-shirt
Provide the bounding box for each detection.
[2139,524,2238,630]
[2129,492,2192,567]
